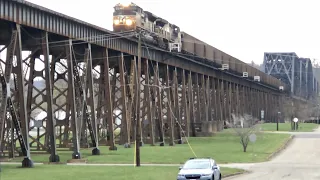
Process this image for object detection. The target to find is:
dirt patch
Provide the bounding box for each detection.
[66,159,88,163]
[266,135,294,161]
[43,162,66,165]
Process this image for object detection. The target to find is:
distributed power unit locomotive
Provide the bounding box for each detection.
[112,2,182,52]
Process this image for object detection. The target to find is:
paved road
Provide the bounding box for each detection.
[224,127,320,180]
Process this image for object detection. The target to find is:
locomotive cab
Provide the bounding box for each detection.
[113,3,143,32]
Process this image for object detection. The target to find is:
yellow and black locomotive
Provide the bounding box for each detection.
[112,2,182,52]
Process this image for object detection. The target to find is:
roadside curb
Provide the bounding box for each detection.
[222,170,249,178]
[266,134,294,161]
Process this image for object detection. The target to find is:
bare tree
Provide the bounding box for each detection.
[312,59,320,68]
[230,113,261,152]
[248,61,262,71]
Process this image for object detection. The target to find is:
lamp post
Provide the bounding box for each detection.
[293,117,298,131]
[277,112,281,131]
[317,104,320,124]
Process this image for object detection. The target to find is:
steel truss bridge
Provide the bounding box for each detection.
[0,0,292,167]
[263,52,320,123]
[264,52,318,100]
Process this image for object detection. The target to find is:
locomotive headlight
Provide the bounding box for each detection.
[114,19,120,25]
[126,19,133,26]
[121,3,130,7]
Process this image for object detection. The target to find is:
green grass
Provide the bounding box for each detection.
[0,164,244,180]
[7,131,291,164]
[260,123,319,132]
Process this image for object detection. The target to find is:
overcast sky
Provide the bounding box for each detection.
[17,0,320,64]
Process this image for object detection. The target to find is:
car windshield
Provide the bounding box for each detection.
[183,160,211,169]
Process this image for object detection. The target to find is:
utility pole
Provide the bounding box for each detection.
[135,32,142,167]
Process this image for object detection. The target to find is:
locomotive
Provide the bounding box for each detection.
[112,2,182,52]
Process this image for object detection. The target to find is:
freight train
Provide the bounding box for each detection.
[112,2,285,89]
[112,2,182,52]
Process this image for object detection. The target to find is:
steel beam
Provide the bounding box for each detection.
[165,65,174,146]
[104,49,117,151]
[119,52,130,146]
[14,24,34,167]
[86,43,100,155]
[41,31,59,162]
[66,39,81,159]
[144,59,155,145]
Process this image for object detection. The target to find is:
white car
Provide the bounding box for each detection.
[177,158,222,180]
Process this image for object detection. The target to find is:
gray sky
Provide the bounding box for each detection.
[23,0,320,64]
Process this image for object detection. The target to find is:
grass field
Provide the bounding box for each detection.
[1,164,245,180]
[7,131,291,164]
[260,123,319,132]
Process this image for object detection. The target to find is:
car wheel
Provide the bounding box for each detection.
[219,174,221,180]
[212,175,215,180]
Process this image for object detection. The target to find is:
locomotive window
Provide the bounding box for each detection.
[114,10,136,16]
